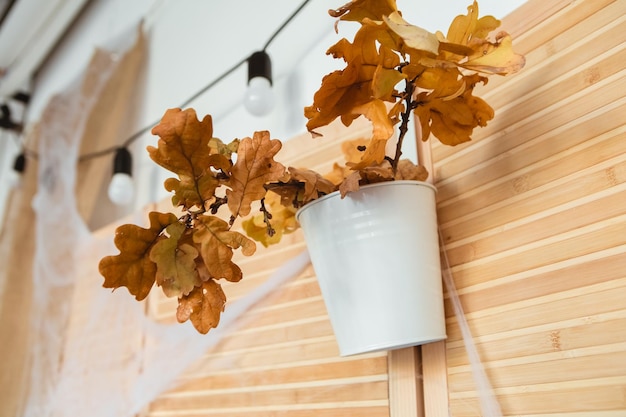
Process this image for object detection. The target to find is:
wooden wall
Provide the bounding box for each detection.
[436,0,626,415]
[140,0,626,415]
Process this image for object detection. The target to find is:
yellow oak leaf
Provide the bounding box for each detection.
[440,2,525,76]
[329,0,398,23]
[193,215,256,282]
[149,221,201,298]
[99,211,178,301]
[346,137,388,170]
[176,279,226,334]
[341,139,370,164]
[445,1,499,46]
[226,131,285,219]
[242,192,298,247]
[382,12,439,56]
[324,162,351,186]
[462,32,526,75]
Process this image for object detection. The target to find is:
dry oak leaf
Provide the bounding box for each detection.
[226,131,285,219]
[149,108,215,176]
[288,167,336,204]
[395,159,429,181]
[149,221,201,298]
[176,279,226,334]
[99,211,178,301]
[193,215,256,282]
[339,171,362,197]
[148,108,231,209]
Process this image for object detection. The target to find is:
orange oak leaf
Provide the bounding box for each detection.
[99,211,179,301]
[305,23,401,139]
[414,86,494,146]
[193,215,256,282]
[226,131,285,219]
[149,221,201,298]
[329,0,398,23]
[176,279,226,334]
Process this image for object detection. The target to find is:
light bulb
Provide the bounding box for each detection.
[244,76,275,116]
[108,172,134,205]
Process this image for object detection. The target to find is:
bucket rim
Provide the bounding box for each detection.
[295,179,437,221]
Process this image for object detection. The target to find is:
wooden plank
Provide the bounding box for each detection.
[173,356,388,391]
[422,341,449,417]
[388,348,423,417]
[148,406,390,417]
[446,278,626,342]
[150,380,389,410]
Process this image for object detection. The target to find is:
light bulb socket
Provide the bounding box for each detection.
[13,152,26,173]
[248,51,272,86]
[113,147,132,176]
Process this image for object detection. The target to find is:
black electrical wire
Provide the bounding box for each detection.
[27,0,312,164]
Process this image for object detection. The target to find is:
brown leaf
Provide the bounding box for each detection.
[395,159,429,181]
[226,131,285,218]
[149,221,201,297]
[288,167,336,204]
[99,211,178,301]
[176,280,226,334]
[339,171,361,197]
[193,215,256,282]
[148,108,231,209]
[149,108,215,176]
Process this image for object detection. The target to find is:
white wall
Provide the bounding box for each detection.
[6,0,526,221]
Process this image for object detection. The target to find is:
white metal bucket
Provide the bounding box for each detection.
[296,180,446,356]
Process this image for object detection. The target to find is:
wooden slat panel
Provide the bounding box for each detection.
[435,0,626,414]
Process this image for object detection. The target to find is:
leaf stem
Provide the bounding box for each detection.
[391,79,416,173]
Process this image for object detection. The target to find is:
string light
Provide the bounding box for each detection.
[244,50,275,116]
[3,0,313,198]
[107,147,134,206]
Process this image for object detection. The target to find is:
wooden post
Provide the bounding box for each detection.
[388,347,424,417]
[416,119,450,416]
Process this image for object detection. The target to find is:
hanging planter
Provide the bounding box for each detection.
[297,180,446,356]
